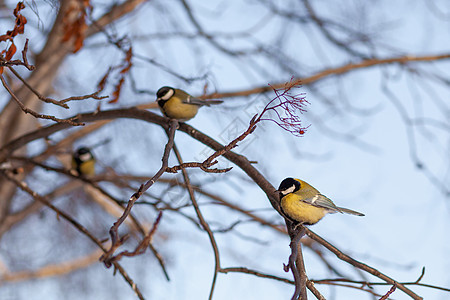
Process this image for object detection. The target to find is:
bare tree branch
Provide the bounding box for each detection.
[203,53,450,99]
[1,249,103,283]
[0,75,83,125]
[100,119,178,268]
[171,143,222,300]
[219,267,294,284]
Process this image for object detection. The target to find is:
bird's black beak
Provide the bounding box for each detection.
[157,98,166,108]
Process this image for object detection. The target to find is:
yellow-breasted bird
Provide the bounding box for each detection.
[277,177,364,225]
[72,147,95,176]
[156,86,223,121]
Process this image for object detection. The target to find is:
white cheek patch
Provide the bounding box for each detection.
[79,153,92,162]
[281,185,296,195]
[161,89,174,100]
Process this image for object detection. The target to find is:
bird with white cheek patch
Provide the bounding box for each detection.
[277,177,364,225]
[156,86,223,121]
[71,147,96,176]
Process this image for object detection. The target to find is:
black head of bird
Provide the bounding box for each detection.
[278,177,301,197]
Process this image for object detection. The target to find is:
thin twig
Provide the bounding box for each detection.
[379,284,397,300]
[0,75,83,126]
[414,267,425,283]
[311,276,450,293]
[108,212,163,262]
[171,143,221,300]
[306,280,325,300]
[219,267,294,284]
[311,280,384,297]
[0,40,34,70]
[20,39,35,70]
[166,161,231,173]
[7,66,107,108]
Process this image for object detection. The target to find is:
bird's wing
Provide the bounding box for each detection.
[183,95,223,106]
[302,194,343,213]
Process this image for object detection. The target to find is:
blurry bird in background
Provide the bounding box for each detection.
[71,146,95,176]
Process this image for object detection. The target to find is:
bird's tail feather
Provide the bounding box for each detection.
[337,207,365,216]
[203,99,223,106]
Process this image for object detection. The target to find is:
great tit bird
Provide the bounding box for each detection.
[71,147,95,176]
[277,177,364,225]
[156,86,223,121]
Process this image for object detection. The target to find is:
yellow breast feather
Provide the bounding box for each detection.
[162,97,199,121]
[281,193,327,225]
